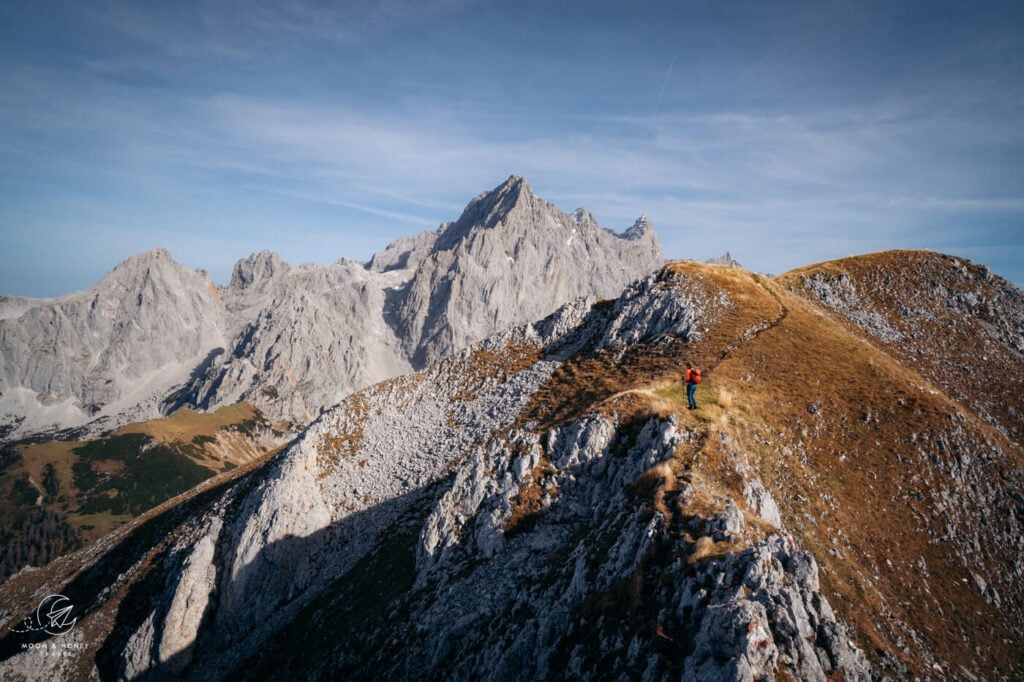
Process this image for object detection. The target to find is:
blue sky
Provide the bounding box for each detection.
[2,0,1022,297]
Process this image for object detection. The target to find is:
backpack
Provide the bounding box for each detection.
[689,368,702,384]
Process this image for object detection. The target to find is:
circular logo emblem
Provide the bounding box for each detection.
[36,594,77,636]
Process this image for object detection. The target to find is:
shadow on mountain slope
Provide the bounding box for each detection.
[0,457,268,666]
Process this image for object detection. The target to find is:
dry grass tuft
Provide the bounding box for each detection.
[716,388,734,410]
[688,536,744,563]
[629,460,679,520]
[505,456,558,536]
[690,536,716,561]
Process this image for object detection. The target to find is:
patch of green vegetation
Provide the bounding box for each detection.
[72,433,215,516]
[261,385,279,399]
[0,444,22,473]
[191,434,216,445]
[41,462,59,500]
[225,408,273,439]
[11,475,38,506]
[0,506,79,577]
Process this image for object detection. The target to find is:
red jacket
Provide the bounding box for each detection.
[685,368,702,384]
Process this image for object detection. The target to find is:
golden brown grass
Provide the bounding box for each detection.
[505,455,558,536]
[519,259,1022,677]
[779,249,1024,448]
[114,402,257,443]
[716,388,734,410]
[707,273,1023,676]
[5,401,282,580]
[316,394,369,473]
[451,344,541,402]
[17,440,82,496]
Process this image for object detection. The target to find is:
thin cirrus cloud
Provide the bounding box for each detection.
[1,0,1022,297]
[204,94,1021,233]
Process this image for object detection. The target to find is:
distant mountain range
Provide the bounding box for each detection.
[1,245,1021,680]
[0,176,663,441]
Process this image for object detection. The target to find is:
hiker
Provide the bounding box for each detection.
[684,362,702,410]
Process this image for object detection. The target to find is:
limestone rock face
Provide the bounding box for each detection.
[0,248,224,437]
[395,176,664,367]
[229,250,290,292]
[365,229,439,274]
[176,260,412,424]
[0,177,664,438]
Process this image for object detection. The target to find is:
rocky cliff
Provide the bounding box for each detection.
[3,253,1019,680]
[0,177,664,440]
[391,176,662,367]
[0,249,224,439]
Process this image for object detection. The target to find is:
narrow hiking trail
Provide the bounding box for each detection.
[599,388,659,403]
[593,271,790,419]
[707,274,789,375]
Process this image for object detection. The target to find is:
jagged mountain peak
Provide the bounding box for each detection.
[119,246,173,264]
[105,247,174,275]
[394,177,665,368]
[1,177,664,440]
[230,250,290,290]
[571,207,595,225]
[706,251,742,267]
[434,175,539,251]
[622,214,654,240]
[94,248,213,300]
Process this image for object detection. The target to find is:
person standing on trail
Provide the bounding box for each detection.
[684,362,702,410]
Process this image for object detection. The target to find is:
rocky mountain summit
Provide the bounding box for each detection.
[0,249,224,439]
[0,176,663,440]
[1,252,1020,680]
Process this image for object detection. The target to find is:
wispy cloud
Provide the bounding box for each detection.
[2,1,1022,295]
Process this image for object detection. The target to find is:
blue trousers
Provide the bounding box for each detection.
[687,382,697,409]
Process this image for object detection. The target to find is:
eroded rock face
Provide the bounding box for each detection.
[1,177,664,439]
[0,249,225,436]
[101,326,566,679]
[176,260,413,424]
[393,176,664,368]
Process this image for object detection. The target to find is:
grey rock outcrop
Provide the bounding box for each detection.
[0,248,224,437]
[0,177,665,439]
[229,250,290,293]
[706,251,742,268]
[175,260,412,424]
[798,271,903,343]
[392,175,663,367]
[365,228,439,274]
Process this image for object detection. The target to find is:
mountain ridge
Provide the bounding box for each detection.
[0,177,664,441]
[1,251,1020,680]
